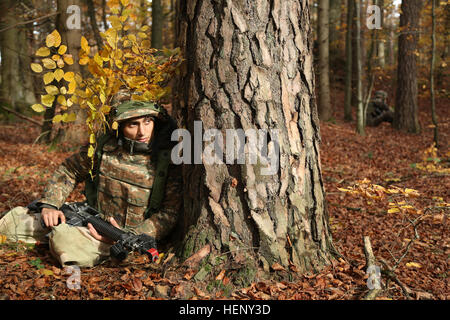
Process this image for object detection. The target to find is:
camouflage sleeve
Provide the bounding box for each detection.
[38,145,94,209]
[133,164,183,240]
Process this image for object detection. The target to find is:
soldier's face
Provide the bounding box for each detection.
[122,116,154,144]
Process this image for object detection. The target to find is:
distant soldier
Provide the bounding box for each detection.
[0,91,182,267]
[366,90,394,127]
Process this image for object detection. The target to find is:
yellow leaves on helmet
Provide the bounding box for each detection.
[111,121,119,130]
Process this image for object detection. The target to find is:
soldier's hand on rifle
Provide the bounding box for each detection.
[87,217,120,244]
[41,207,66,227]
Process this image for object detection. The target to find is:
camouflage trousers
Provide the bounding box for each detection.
[0,206,111,267]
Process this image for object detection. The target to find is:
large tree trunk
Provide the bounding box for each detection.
[318,0,332,121]
[174,0,336,277]
[393,0,422,133]
[56,0,88,146]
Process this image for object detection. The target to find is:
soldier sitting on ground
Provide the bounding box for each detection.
[0,91,182,267]
[366,90,394,127]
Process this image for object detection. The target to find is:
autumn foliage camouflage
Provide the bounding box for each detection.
[30,0,182,161]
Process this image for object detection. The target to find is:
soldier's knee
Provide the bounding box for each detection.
[49,224,110,267]
[0,207,39,239]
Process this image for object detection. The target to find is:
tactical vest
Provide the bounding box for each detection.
[84,135,171,229]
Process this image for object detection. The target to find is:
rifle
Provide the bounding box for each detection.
[28,201,159,263]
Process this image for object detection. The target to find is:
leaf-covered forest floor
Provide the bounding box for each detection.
[0,94,448,300]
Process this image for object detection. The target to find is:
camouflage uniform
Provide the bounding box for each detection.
[0,100,182,267]
[366,90,394,127]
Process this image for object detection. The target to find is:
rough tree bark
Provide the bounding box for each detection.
[393,0,422,133]
[173,0,336,277]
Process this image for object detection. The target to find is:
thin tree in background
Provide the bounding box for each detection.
[329,0,342,58]
[86,0,104,49]
[318,0,332,120]
[151,0,163,49]
[0,0,35,109]
[394,0,422,133]
[355,0,365,135]
[57,0,87,146]
[344,0,354,121]
[377,0,385,68]
[430,0,439,147]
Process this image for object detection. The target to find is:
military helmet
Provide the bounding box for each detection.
[111,100,161,122]
[374,90,387,99]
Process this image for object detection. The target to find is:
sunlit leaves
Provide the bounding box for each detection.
[52,112,76,123]
[87,145,95,158]
[46,30,62,48]
[31,104,45,113]
[412,143,450,175]
[63,54,74,65]
[81,36,90,55]
[30,63,43,73]
[45,85,59,95]
[42,58,57,70]
[338,179,423,215]
[36,47,50,57]
[43,72,55,85]
[58,45,68,55]
[54,69,65,82]
[41,94,55,107]
[68,81,77,95]
[63,72,75,82]
[31,30,78,120]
